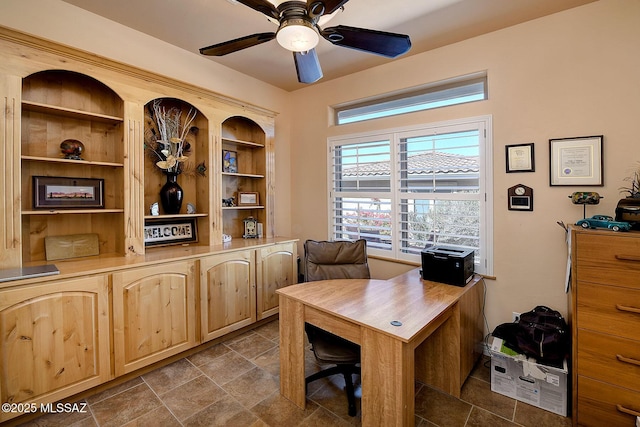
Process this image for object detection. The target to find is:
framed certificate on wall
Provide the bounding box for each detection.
[549,135,603,186]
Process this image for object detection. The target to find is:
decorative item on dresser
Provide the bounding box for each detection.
[569,226,640,426]
[616,162,640,230]
[569,191,602,219]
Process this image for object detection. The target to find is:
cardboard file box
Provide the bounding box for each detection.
[490,337,568,417]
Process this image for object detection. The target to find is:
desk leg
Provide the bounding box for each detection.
[361,329,414,427]
[415,304,461,397]
[279,296,306,409]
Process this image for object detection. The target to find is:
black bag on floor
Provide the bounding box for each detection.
[492,305,569,368]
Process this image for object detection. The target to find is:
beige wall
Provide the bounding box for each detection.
[289,0,640,330]
[2,0,639,333]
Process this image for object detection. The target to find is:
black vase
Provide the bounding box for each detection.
[160,172,183,214]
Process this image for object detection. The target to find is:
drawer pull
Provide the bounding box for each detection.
[616,354,640,366]
[615,304,640,314]
[616,404,640,417]
[615,254,640,262]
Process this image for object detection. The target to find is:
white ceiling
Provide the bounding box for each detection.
[61,0,595,92]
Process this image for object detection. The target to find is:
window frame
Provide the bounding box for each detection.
[328,115,493,276]
[333,72,487,125]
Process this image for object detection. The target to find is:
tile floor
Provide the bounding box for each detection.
[15,320,571,427]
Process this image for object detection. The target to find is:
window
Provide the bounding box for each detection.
[329,116,493,275]
[334,72,487,125]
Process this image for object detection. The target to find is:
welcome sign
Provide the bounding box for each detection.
[144,218,198,247]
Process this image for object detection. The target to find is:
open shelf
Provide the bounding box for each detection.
[223,206,265,210]
[222,172,265,179]
[22,155,124,168]
[22,209,124,215]
[22,100,124,124]
[144,213,208,220]
[221,137,264,148]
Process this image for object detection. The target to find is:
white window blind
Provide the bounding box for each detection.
[329,117,493,275]
[335,73,487,125]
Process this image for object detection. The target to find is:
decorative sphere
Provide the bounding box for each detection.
[60,139,85,160]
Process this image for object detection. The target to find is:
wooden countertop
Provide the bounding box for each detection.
[0,237,298,290]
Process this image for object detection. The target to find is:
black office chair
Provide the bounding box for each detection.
[303,239,370,417]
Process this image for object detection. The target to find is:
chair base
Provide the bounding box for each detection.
[306,365,361,417]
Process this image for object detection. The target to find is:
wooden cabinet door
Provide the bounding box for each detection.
[112,261,196,376]
[200,250,256,342]
[0,275,110,423]
[256,242,297,320]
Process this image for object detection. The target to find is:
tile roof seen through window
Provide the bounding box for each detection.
[342,152,479,176]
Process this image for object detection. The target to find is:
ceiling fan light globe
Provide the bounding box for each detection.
[276,19,319,52]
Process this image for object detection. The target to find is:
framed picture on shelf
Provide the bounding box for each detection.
[33,176,104,209]
[549,135,603,186]
[505,143,535,173]
[144,217,198,247]
[237,191,259,206]
[223,150,237,173]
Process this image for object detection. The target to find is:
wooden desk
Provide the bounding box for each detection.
[277,268,484,426]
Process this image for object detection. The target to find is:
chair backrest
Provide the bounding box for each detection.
[304,239,371,282]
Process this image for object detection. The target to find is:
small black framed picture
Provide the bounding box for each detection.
[505,143,535,173]
[33,176,104,209]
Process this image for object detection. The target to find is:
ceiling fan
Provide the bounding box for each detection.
[199,0,412,84]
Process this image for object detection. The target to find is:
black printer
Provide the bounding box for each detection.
[421,245,474,287]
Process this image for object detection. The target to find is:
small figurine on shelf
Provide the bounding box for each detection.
[60,139,85,160]
[150,202,160,216]
[243,216,259,239]
[222,197,235,207]
[187,202,196,214]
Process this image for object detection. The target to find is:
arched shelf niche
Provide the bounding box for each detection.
[143,97,211,247]
[20,69,126,262]
[221,116,270,239]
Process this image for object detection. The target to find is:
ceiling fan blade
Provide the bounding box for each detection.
[308,0,350,16]
[293,49,323,84]
[199,33,276,56]
[235,0,280,20]
[321,25,411,58]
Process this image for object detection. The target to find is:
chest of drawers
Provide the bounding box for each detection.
[570,228,640,426]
